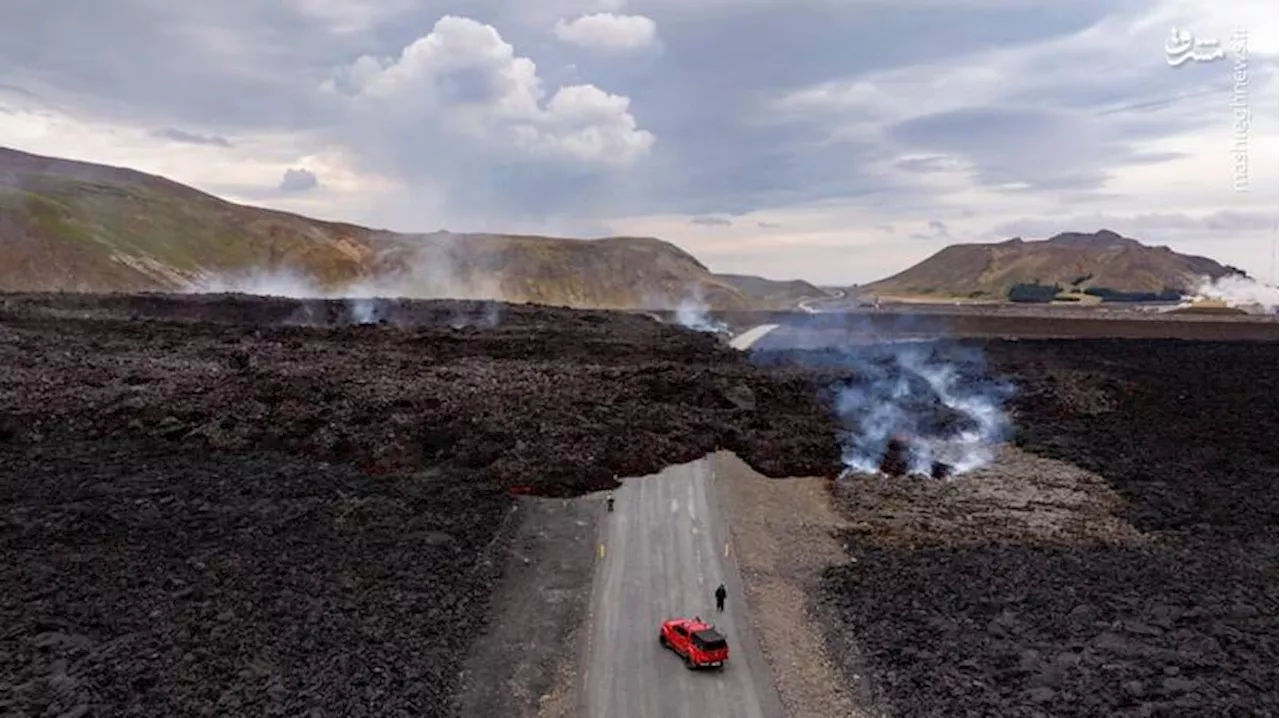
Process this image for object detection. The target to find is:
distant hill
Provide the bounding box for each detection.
[0,146,775,309]
[714,274,826,309]
[858,230,1244,300]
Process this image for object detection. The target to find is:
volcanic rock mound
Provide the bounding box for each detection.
[0,292,846,718]
[0,293,844,497]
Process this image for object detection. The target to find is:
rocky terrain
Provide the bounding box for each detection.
[757,338,1278,717]
[0,292,835,718]
[1,441,514,717]
[2,292,1275,717]
[0,293,839,497]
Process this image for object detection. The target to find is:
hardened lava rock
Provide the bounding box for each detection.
[0,292,845,718]
[877,436,911,477]
[814,338,1279,718]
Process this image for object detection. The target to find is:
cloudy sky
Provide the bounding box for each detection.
[2,0,1276,284]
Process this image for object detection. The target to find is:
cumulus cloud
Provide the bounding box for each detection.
[279,167,319,191]
[324,15,654,169]
[0,0,1275,285]
[553,13,658,51]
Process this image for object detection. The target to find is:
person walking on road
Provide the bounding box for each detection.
[715,583,727,612]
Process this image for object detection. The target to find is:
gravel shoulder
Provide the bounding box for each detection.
[712,450,885,718]
[453,495,602,718]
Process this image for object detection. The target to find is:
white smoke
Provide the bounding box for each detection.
[184,234,509,327]
[832,341,1014,478]
[844,340,1013,476]
[748,313,1015,478]
[348,297,382,324]
[1192,274,1279,312]
[188,269,392,325]
[188,268,325,299]
[674,285,729,334]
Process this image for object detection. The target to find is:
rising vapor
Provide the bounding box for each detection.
[832,341,1014,477]
[748,315,1015,478]
[185,233,509,327]
[1193,274,1279,313]
[673,284,729,334]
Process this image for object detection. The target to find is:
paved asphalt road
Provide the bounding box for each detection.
[579,458,785,718]
[729,324,779,350]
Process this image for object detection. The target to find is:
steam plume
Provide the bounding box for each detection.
[751,315,1014,478]
[832,341,1014,477]
[673,284,729,334]
[1192,274,1279,313]
[185,233,509,327]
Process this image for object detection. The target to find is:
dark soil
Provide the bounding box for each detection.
[0,439,514,718]
[0,293,840,497]
[821,538,1275,718]
[3,293,1276,718]
[0,292,835,718]
[765,339,1279,718]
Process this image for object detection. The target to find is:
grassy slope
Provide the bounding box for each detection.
[714,273,826,309]
[0,147,757,308]
[0,157,379,292]
[859,231,1240,299]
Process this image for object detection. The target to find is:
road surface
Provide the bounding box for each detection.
[579,458,785,718]
[796,287,848,314]
[729,324,779,350]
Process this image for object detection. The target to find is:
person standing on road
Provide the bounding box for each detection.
[715,583,727,612]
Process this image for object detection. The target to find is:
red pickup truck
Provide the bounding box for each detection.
[658,617,729,669]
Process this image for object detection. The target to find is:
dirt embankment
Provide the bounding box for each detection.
[452,495,601,718]
[713,451,882,718]
[757,339,1277,718]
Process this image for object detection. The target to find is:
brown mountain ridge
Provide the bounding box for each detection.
[0,146,824,309]
[857,230,1243,300]
[0,146,1247,307]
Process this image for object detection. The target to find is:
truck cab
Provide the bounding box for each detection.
[659,617,729,669]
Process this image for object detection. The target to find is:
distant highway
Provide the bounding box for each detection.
[578,459,784,718]
[797,287,847,314]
